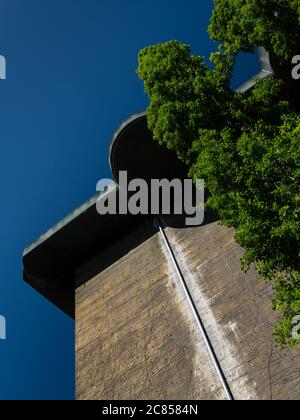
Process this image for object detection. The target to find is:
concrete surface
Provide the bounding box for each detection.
[76,217,300,400]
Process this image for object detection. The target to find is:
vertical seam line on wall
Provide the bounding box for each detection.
[154,215,235,401]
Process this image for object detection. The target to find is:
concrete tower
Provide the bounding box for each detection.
[23,53,300,400]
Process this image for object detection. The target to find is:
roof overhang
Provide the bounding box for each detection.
[23,114,187,318]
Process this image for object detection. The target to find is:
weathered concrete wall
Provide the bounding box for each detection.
[164,216,300,400]
[76,216,300,400]
[76,220,226,400]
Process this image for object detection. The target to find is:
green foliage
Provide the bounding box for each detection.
[137,39,300,346]
[273,272,300,346]
[209,0,300,62]
[191,110,300,278]
[138,41,235,162]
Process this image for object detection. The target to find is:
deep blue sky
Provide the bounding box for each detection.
[0,0,259,400]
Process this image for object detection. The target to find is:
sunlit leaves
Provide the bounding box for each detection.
[137,37,300,345]
[209,0,300,62]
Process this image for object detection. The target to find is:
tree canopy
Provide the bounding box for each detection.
[138,38,300,346]
[137,41,235,162]
[209,0,300,62]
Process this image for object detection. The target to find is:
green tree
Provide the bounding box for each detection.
[209,0,300,112]
[138,40,300,346]
[138,41,234,162]
[273,272,300,346]
[209,0,300,62]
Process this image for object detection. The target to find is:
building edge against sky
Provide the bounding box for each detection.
[21,49,300,401]
[22,48,273,317]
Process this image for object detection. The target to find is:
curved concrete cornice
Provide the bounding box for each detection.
[22,113,186,318]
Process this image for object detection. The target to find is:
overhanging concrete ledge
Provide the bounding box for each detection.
[23,114,187,318]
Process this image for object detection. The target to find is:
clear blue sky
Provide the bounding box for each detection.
[0,0,259,400]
